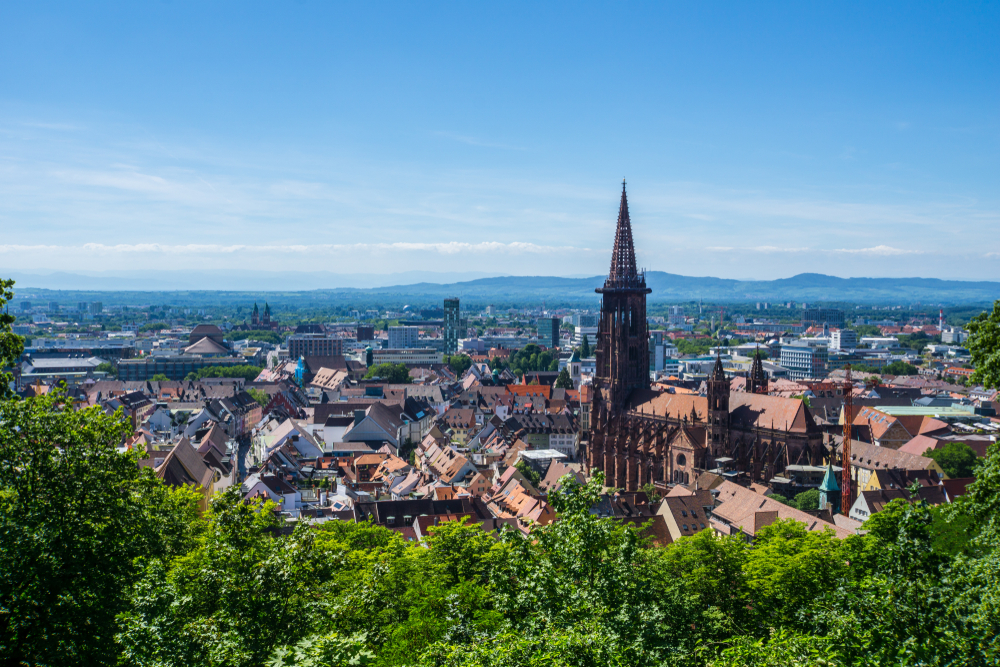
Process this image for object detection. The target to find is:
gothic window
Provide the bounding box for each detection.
[677,453,686,467]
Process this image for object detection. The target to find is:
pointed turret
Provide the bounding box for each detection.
[712,352,726,381]
[749,345,767,394]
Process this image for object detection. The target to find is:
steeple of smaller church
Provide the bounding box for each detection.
[819,463,841,514]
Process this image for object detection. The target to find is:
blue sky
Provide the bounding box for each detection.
[1,1,998,283]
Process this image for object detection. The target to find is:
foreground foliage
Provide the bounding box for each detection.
[2,387,1000,665]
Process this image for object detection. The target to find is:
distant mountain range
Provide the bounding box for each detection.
[391,272,999,304]
[6,270,1000,305]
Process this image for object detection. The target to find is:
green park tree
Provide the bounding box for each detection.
[363,362,412,383]
[513,459,541,487]
[924,441,980,478]
[791,488,820,511]
[968,299,1000,389]
[554,367,573,389]
[96,361,118,378]
[0,279,24,397]
[184,365,262,382]
[247,387,270,407]
[447,354,473,376]
[0,392,202,666]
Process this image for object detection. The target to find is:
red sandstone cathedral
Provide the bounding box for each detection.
[586,183,824,490]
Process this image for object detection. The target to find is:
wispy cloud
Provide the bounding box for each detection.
[706,246,811,253]
[433,131,526,151]
[707,245,924,256]
[831,245,922,256]
[0,241,591,255]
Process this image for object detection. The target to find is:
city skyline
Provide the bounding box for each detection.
[1,2,998,281]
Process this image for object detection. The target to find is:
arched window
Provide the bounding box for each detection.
[677,453,687,467]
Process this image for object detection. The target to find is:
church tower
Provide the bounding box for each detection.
[707,354,730,457]
[593,181,652,410]
[251,303,259,328]
[747,346,768,394]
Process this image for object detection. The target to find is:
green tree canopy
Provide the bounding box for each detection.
[446,354,473,376]
[676,337,714,356]
[96,361,118,377]
[149,373,170,382]
[924,441,980,478]
[495,344,559,376]
[247,387,270,407]
[363,362,412,383]
[580,335,591,358]
[791,488,820,511]
[968,300,1000,389]
[0,391,202,666]
[184,364,262,382]
[225,329,283,345]
[0,279,24,397]
[513,460,541,487]
[554,367,573,389]
[883,360,920,376]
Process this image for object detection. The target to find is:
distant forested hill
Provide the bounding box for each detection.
[8,271,1000,306]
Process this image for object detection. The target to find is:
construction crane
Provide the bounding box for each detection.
[842,364,854,515]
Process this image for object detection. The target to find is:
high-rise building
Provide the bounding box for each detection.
[443,298,461,355]
[537,317,560,349]
[780,344,829,380]
[89,302,103,315]
[356,325,375,341]
[667,305,686,327]
[288,334,344,359]
[802,308,845,328]
[388,326,420,349]
[830,329,857,350]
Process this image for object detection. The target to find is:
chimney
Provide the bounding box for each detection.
[354,409,365,425]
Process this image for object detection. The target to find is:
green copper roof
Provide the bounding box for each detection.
[819,464,840,493]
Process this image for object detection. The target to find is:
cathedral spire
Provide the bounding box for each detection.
[604,180,642,290]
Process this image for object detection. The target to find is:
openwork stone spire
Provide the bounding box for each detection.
[603,180,644,291]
